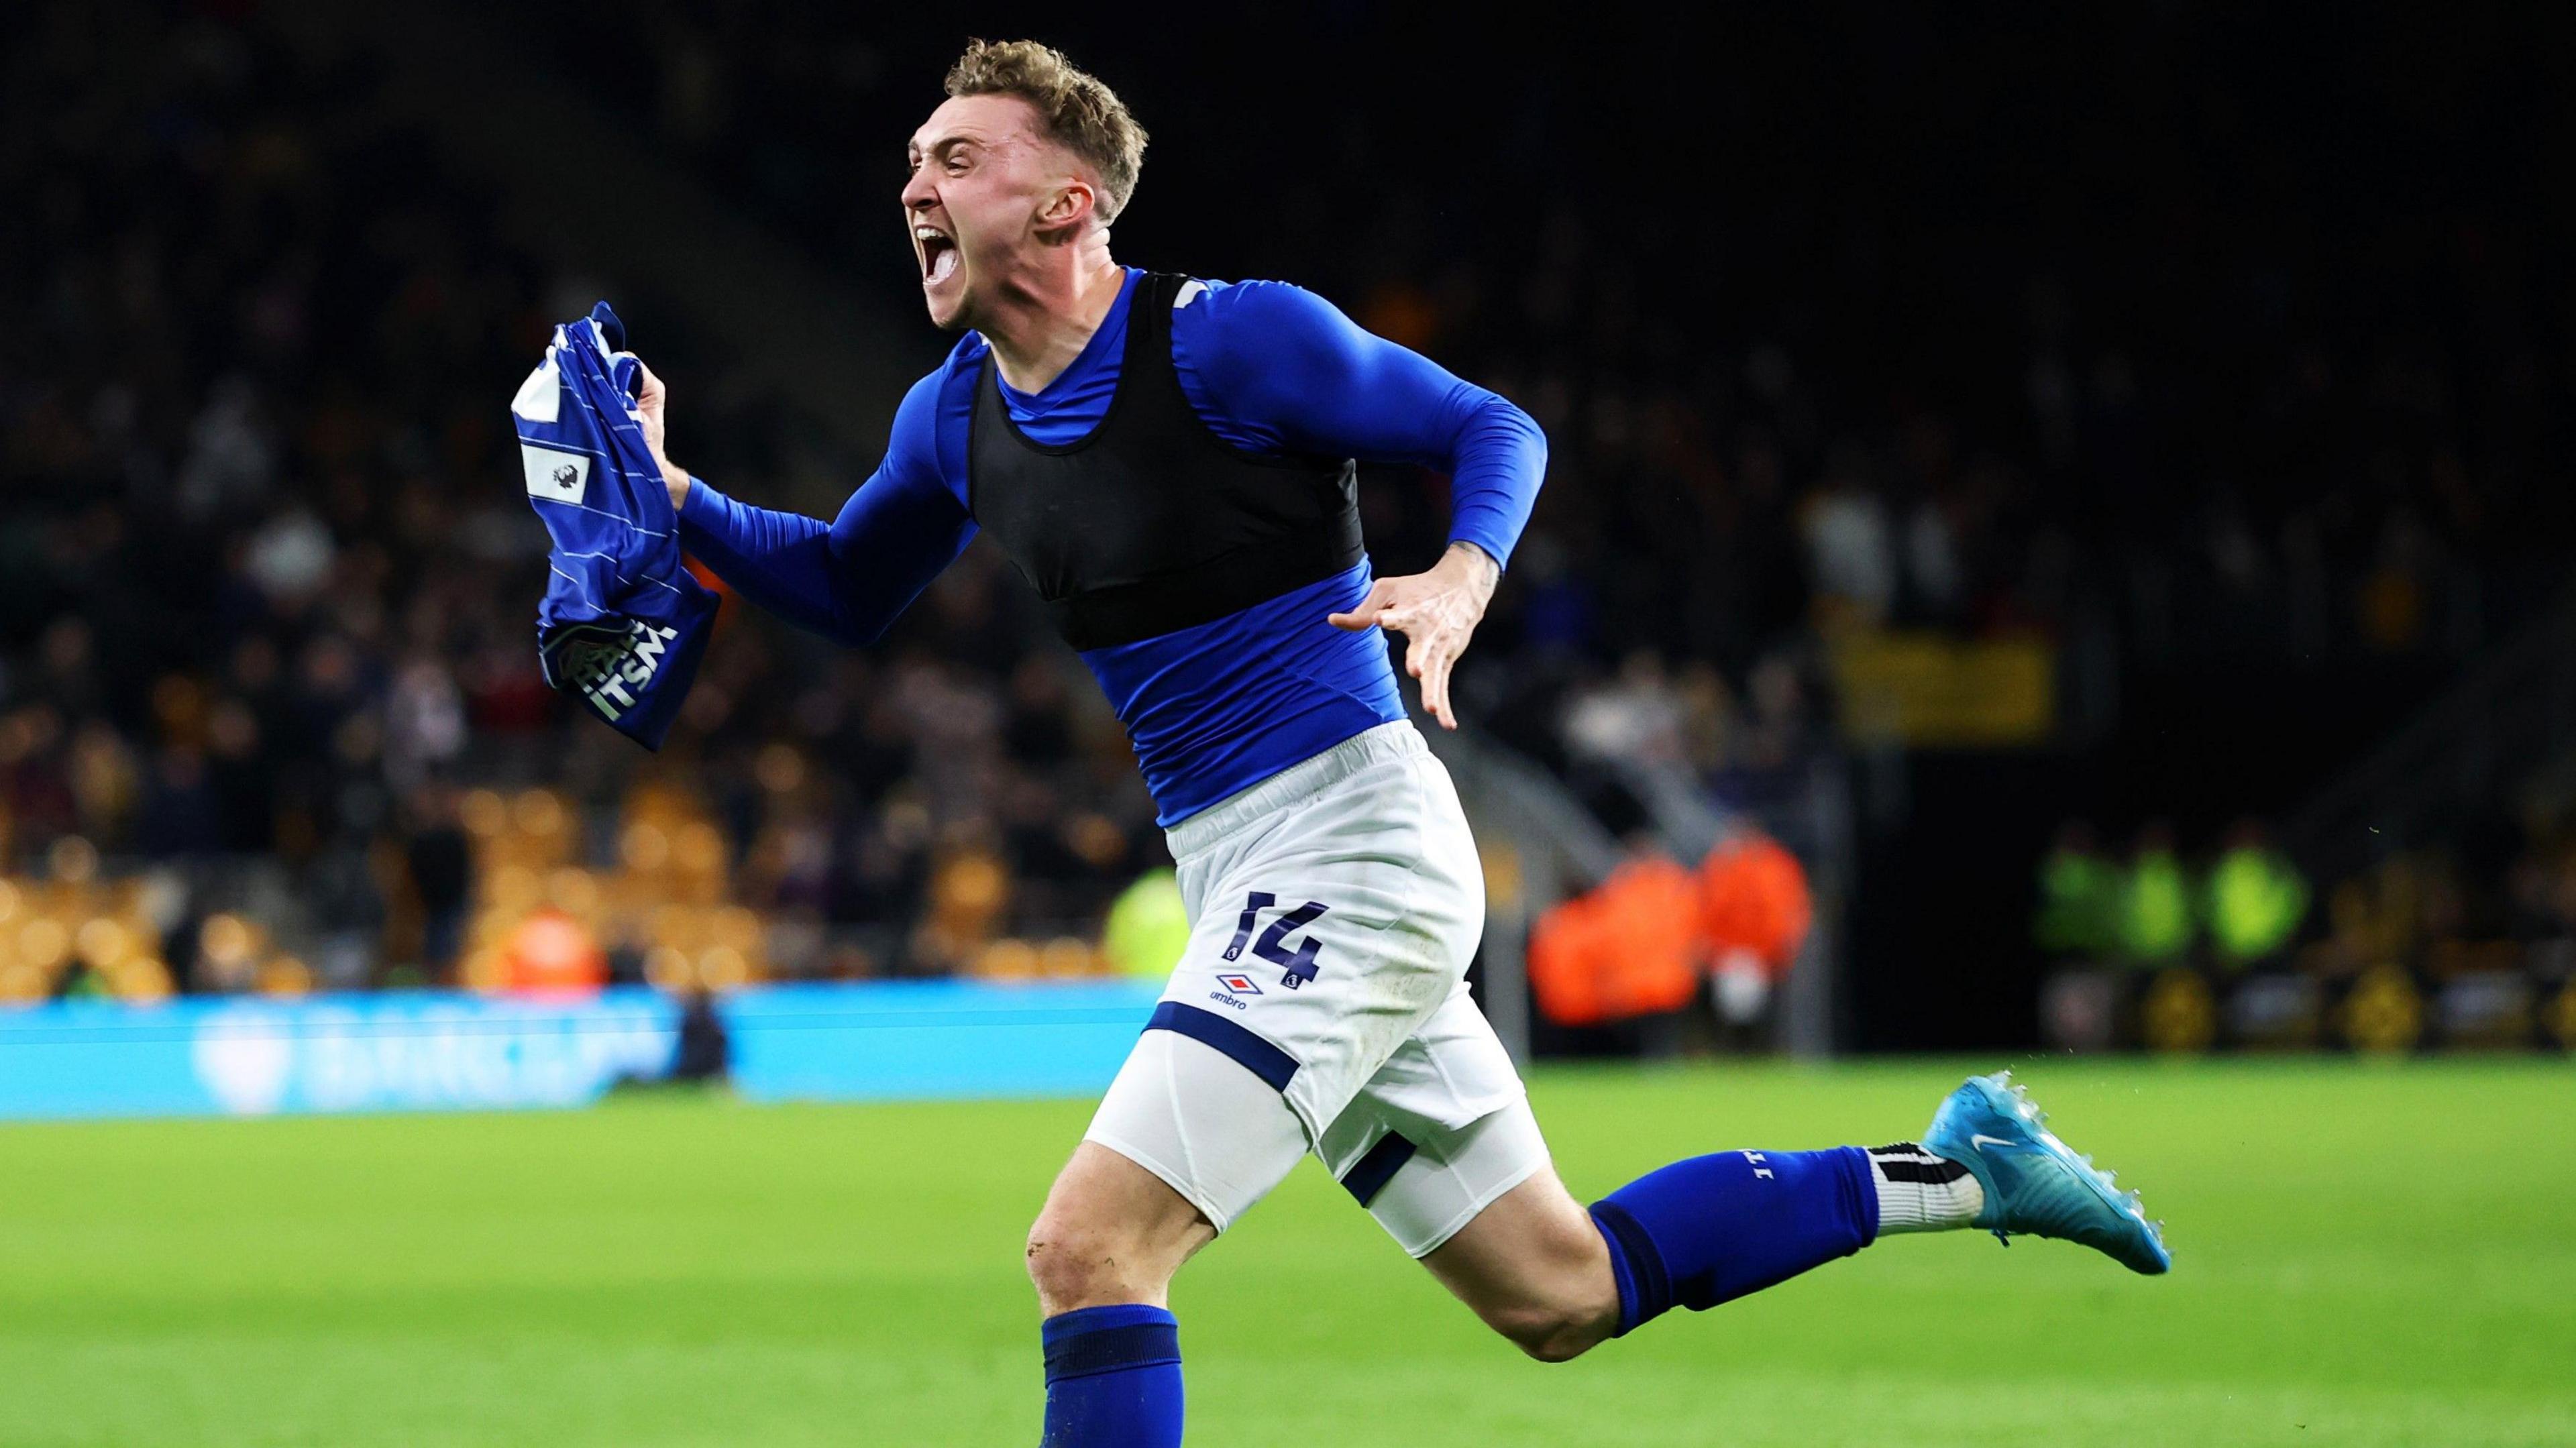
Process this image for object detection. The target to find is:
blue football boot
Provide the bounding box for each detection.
[1921,1070,2171,1274]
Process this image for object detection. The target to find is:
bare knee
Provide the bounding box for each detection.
[1025,1213,1169,1315]
[1024,1144,1214,1317]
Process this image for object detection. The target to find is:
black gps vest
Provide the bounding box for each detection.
[966,272,1364,652]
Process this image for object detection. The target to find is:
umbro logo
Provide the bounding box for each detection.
[1214,972,1262,997]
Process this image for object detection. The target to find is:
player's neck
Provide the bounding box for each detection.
[979,241,1125,394]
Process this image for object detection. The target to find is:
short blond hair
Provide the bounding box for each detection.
[945,39,1147,223]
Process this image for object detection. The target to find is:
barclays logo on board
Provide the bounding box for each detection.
[186,998,676,1116]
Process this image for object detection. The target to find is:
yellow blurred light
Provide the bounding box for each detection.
[753,742,807,795]
[974,939,1040,979]
[2141,968,2216,1053]
[546,867,600,915]
[111,877,158,927]
[19,919,69,971]
[460,788,508,836]
[0,879,20,923]
[1065,814,1126,870]
[488,865,541,911]
[256,957,314,997]
[460,948,507,993]
[1040,937,1097,978]
[938,854,1006,913]
[643,945,693,991]
[696,946,749,991]
[673,821,724,873]
[645,903,694,949]
[110,957,174,1003]
[74,917,133,968]
[511,789,566,837]
[710,906,761,954]
[468,909,517,948]
[619,822,670,870]
[0,960,46,1005]
[199,913,256,966]
[2340,964,2423,1054]
[46,836,99,885]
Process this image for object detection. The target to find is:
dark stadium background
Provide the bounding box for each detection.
[8,0,2576,1055]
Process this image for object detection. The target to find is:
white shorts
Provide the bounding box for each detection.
[1083,722,1548,1257]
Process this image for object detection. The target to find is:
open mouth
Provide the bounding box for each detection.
[915,224,959,287]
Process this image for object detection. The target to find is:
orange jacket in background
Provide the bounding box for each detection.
[1699,834,1813,979]
[1527,855,1702,1027]
[1527,834,1817,1027]
[498,907,608,995]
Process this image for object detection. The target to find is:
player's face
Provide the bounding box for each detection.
[902,95,1067,331]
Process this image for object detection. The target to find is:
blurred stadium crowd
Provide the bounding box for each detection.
[2035,808,2576,1051]
[0,5,1176,999]
[5,2,2575,1049]
[559,4,2576,662]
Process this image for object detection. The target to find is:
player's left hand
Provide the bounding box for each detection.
[633,359,692,510]
[1328,542,1499,730]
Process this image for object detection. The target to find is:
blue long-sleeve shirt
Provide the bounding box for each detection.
[680,268,1546,822]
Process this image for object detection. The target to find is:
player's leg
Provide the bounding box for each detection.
[1028,1025,1309,1448]
[1021,1145,1205,1448]
[1383,1075,2168,1359]
[1343,999,2168,1357]
[1026,1141,1215,1315]
[1400,1121,1621,1361]
[1413,1115,1892,1357]
[1315,997,1623,1360]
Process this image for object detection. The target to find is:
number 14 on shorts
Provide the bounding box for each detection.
[1219,892,1330,989]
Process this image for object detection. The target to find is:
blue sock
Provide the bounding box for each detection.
[1040,1304,1183,1447]
[1588,1146,1879,1335]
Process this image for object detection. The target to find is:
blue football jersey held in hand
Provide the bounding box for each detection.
[511,302,716,750]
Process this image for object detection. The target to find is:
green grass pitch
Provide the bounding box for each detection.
[3,1058,2569,1446]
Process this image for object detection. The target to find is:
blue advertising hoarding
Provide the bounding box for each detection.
[0,980,1164,1121]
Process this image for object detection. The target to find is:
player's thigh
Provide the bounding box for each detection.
[1378,1105,1618,1359]
[1311,999,1619,1352]
[1417,1154,1617,1334]
[1315,985,1532,1255]
[1039,1030,1307,1311]
[1077,1025,1309,1238]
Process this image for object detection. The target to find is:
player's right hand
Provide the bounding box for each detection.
[1327,541,1499,730]
[635,359,692,510]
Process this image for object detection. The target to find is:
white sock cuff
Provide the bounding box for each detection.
[1864,1141,1984,1234]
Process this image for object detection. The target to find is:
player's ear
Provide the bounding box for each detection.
[1038,178,1095,235]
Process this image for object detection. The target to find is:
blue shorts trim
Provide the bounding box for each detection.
[1144,1001,1299,1093]
[1340,1131,1417,1208]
